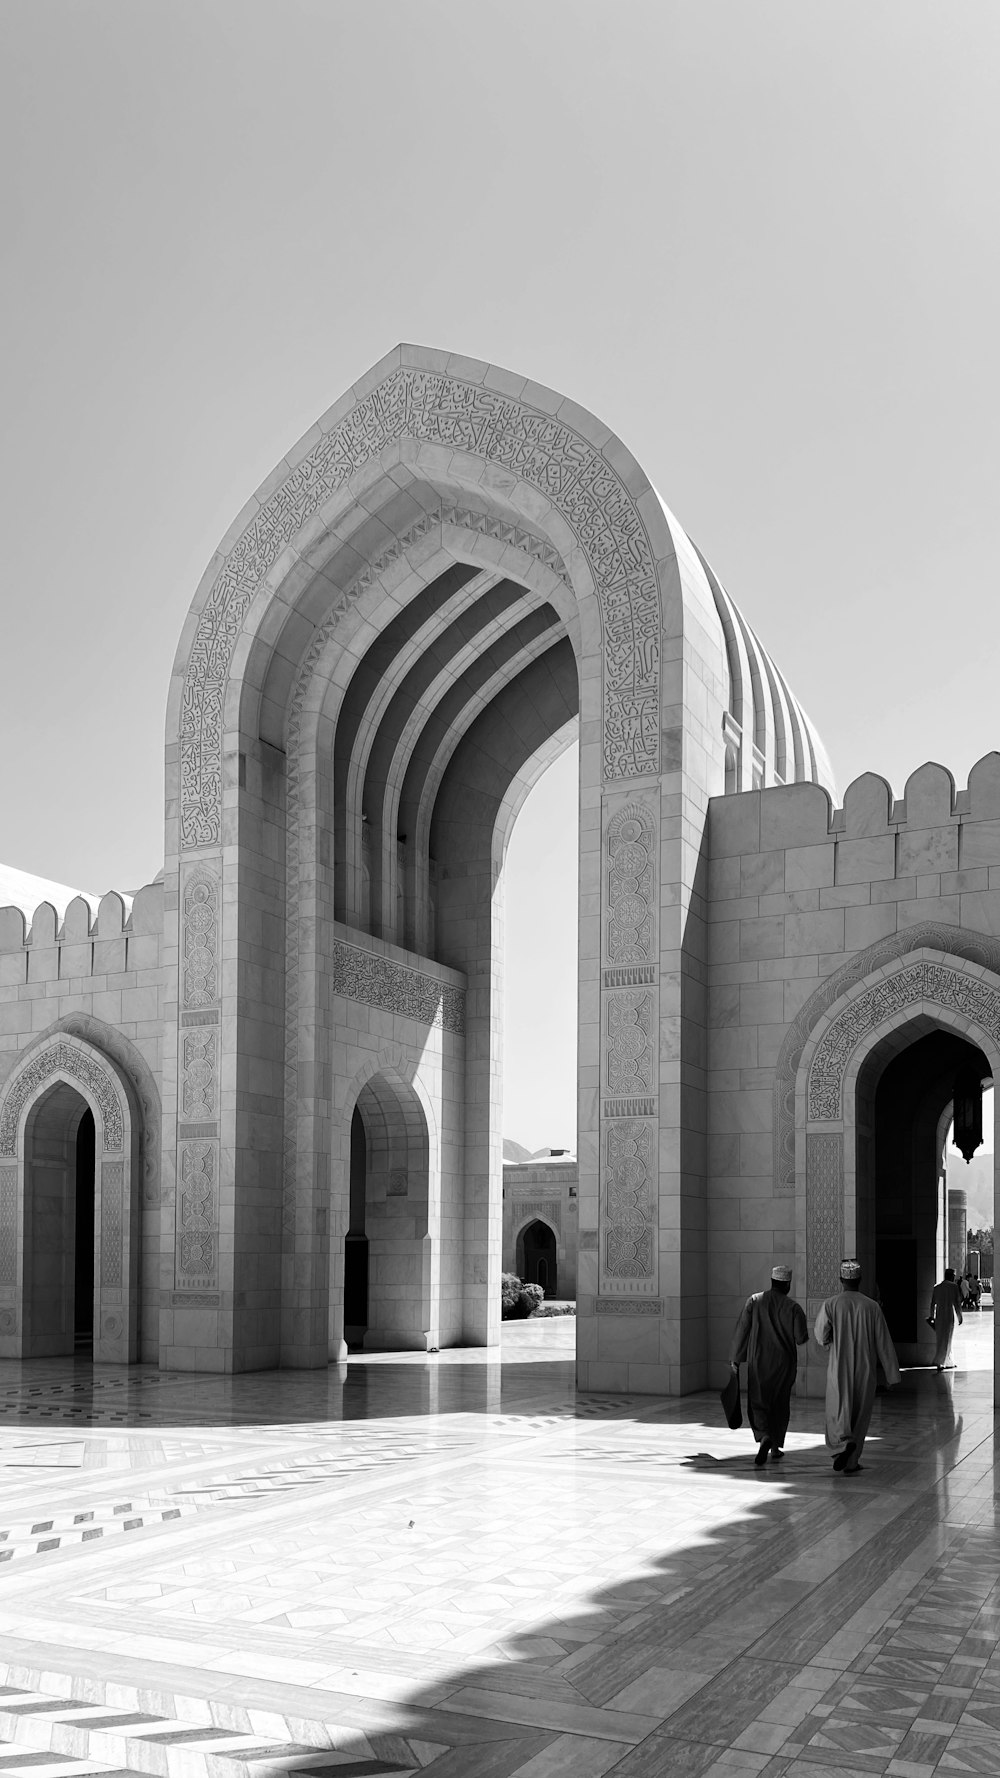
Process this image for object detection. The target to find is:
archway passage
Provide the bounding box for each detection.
[343,1108,369,1350]
[859,1025,994,1367]
[24,1084,94,1357]
[339,1072,432,1353]
[74,1108,95,1351]
[517,1219,557,1297]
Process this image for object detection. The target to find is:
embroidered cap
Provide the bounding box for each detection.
[771,1265,793,1282]
[840,1259,862,1281]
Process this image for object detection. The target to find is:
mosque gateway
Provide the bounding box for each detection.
[0,344,996,1400]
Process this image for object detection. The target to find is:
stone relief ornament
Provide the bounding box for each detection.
[332,942,465,1034]
[180,369,662,848]
[0,1042,124,1156]
[177,1141,217,1286]
[806,1132,844,1298]
[181,869,220,1008]
[808,960,1000,1123]
[181,1027,218,1122]
[601,1118,656,1283]
[773,925,1000,1192]
[606,990,654,1096]
[0,1167,15,1288]
[99,1160,124,1288]
[606,803,656,965]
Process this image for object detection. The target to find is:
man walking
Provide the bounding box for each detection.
[728,1264,809,1467]
[814,1259,900,1474]
[928,1266,964,1369]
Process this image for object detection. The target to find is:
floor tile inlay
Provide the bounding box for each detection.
[0,1317,995,1778]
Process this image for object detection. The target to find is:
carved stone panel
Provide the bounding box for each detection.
[181,1027,218,1122]
[605,803,656,966]
[181,867,220,1009]
[99,1160,124,1288]
[806,1132,844,1299]
[600,1118,657,1292]
[606,990,654,1097]
[176,1139,218,1290]
[0,1166,15,1289]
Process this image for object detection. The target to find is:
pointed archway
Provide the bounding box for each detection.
[794,946,1000,1401]
[0,1031,142,1362]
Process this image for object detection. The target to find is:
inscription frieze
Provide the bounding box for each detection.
[332,941,465,1034]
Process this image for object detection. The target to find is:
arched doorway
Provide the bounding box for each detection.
[0,1031,142,1363]
[857,1026,991,1364]
[21,1085,95,1357]
[517,1219,557,1297]
[799,947,1000,1401]
[338,1070,431,1352]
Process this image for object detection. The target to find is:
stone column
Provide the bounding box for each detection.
[948,1185,967,1275]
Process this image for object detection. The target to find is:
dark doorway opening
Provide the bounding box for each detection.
[519,1219,557,1297]
[344,1107,369,1349]
[863,1026,992,1365]
[74,1108,95,1350]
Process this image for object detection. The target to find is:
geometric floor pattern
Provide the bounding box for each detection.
[0,1314,995,1778]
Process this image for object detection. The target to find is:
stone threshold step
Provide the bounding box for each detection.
[0,1688,424,1778]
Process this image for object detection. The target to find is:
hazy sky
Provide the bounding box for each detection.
[1,2,997,1149]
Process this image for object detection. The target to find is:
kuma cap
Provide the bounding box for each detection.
[840,1259,862,1281]
[771,1265,793,1282]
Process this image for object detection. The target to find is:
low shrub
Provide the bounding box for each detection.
[501,1273,546,1319]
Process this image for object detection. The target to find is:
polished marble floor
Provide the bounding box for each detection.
[0,1315,995,1778]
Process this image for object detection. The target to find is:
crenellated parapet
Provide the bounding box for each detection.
[711,751,1000,869]
[0,883,163,983]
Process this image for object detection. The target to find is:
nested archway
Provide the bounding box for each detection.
[165,343,835,1383]
[795,947,1000,1401]
[0,1032,142,1362]
[337,1059,436,1355]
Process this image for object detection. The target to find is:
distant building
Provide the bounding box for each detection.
[502,1151,578,1300]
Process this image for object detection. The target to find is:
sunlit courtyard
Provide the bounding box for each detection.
[0,1317,994,1778]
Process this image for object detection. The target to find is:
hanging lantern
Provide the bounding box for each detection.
[953,1067,983,1164]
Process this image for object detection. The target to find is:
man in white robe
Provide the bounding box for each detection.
[928,1267,963,1369]
[814,1259,900,1473]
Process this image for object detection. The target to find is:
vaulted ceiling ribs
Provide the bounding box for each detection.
[327,562,571,957]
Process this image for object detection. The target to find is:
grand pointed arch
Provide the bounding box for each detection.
[163,343,832,1382]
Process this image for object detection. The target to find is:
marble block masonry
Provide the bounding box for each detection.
[0,343,996,1399]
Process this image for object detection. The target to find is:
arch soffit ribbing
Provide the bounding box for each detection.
[336,1046,438,1155]
[774,923,1000,1191]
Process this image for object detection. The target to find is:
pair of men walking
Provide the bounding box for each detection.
[728,1259,900,1472]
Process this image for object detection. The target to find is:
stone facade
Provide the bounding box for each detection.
[502,1154,578,1299]
[0,343,994,1398]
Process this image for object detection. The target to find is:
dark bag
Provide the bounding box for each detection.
[720,1368,742,1429]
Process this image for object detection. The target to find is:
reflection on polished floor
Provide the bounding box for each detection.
[0,1316,995,1778]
